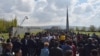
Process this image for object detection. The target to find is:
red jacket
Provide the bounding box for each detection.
[72,44,76,56]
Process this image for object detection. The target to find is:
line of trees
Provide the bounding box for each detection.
[70,25,100,32]
[0,17,17,33]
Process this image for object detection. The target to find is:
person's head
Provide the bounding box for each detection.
[15,49,22,56]
[47,33,50,36]
[24,32,30,39]
[17,34,20,37]
[65,50,73,56]
[54,41,59,47]
[30,33,35,39]
[91,49,98,56]
[6,42,13,50]
[66,40,72,46]
[44,42,49,47]
[9,33,12,38]
[88,38,93,44]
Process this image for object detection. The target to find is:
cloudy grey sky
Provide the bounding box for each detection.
[0,0,100,27]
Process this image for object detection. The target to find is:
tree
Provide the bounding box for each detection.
[81,27,86,31]
[13,16,17,27]
[89,25,96,32]
[76,26,79,31]
[69,27,74,31]
[0,19,7,32]
[97,27,100,32]
[0,17,18,33]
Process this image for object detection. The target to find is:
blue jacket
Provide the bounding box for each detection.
[40,47,49,56]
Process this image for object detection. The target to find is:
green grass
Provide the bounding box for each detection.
[0,33,9,40]
[0,30,43,40]
[75,31,100,36]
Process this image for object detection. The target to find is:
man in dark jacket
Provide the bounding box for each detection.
[34,38,44,56]
[12,37,22,53]
[2,43,14,56]
[84,38,97,56]
[27,36,36,56]
[49,41,64,56]
[21,33,30,56]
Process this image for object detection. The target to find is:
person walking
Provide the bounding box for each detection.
[49,41,64,56]
[40,42,49,56]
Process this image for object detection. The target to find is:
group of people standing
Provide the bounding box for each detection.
[0,31,100,56]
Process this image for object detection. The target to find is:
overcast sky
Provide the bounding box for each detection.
[0,0,100,27]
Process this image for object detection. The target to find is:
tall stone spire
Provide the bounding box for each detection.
[66,0,69,32]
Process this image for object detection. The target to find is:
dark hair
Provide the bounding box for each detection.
[65,40,72,45]
[54,41,59,47]
[25,32,30,35]
[91,49,98,56]
[65,50,73,56]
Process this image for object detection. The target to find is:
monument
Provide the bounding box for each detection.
[66,0,69,32]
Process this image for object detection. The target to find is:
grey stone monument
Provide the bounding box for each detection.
[66,0,69,32]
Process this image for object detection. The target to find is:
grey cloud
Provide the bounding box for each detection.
[73,6,83,14]
[73,4,93,17]
[32,0,67,23]
[0,0,32,14]
[47,0,67,9]
[85,5,93,13]
[54,0,67,9]
[15,0,32,12]
[0,0,15,13]
[0,0,99,27]
[33,11,56,23]
[56,10,66,17]
[90,12,100,26]
[16,3,31,12]
[44,5,56,13]
[47,0,55,4]
[32,1,54,22]
[1,6,13,13]
[44,4,66,17]
[36,1,47,8]
[0,0,15,5]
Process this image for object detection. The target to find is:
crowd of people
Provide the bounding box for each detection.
[0,31,100,56]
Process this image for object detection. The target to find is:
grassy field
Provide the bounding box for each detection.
[75,31,100,36]
[0,31,42,40]
[0,31,100,40]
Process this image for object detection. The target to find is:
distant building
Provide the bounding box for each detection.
[51,26,61,30]
[12,26,44,36]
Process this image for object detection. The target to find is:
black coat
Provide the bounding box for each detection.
[2,49,13,56]
[27,39,36,48]
[49,47,64,56]
[21,38,28,56]
[84,44,97,56]
[7,38,13,43]
[27,39,37,56]
[12,41,22,52]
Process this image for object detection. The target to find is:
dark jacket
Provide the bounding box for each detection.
[49,47,64,56]
[12,40,22,52]
[84,44,97,56]
[7,38,13,43]
[27,38,36,56]
[2,49,13,56]
[21,38,28,56]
